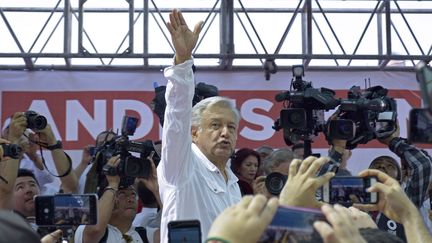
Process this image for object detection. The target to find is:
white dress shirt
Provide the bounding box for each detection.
[158,59,242,243]
[74,224,145,243]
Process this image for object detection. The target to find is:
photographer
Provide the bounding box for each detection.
[367,123,432,239]
[0,112,77,235]
[75,155,157,243]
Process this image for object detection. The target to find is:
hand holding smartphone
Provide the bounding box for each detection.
[259,206,325,242]
[35,194,98,226]
[321,176,378,206]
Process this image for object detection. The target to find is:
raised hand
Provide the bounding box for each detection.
[166,9,203,64]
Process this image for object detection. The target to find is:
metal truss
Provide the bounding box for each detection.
[0,0,431,71]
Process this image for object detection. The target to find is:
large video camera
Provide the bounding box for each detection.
[273,65,339,149]
[326,85,397,149]
[98,116,160,186]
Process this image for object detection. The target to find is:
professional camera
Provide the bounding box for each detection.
[99,116,160,185]
[265,172,287,195]
[152,82,219,126]
[326,85,397,149]
[1,143,22,159]
[24,110,47,130]
[273,65,339,148]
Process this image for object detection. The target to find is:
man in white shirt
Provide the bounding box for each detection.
[75,155,156,243]
[157,9,242,242]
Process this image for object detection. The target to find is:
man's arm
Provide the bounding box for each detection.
[0,113,26,209]
[37,124,78,193]
[379,124,432,207]
[83,156,120,242]
[158,9,203,184]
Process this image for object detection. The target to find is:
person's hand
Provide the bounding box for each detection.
[81,145,94,165]
[353,169,416,224]
[25,133,44,170]
[34,124,57,146]
[252,176,273,198]
[40,229,63,243]
[166,9,203,64]
[377,121,400,145]
[279,156,335,209]
[7,112,27,143]
[137,153,158,194]
[0,138,11,160]
[105,155,121,187]
[314,204,367,243]
[207,195,278,243]
[347,206,377,229]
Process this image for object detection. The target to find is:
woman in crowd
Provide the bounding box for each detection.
[230,148,261,195]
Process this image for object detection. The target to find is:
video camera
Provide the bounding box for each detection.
[326,85,397,149]
[273,65,339,147]
[152,82,219,126]
[98,116,160,187]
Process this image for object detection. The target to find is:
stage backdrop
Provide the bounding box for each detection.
[1,69,430,176]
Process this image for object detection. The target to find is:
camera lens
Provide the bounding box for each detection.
[265,172,288,195]
[25,111,47,130]
[124,156,147,178]
[338,122,352,135]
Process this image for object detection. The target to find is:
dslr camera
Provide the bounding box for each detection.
[265,172,287,195]
[99,116,160,185]
[25,110,47,130]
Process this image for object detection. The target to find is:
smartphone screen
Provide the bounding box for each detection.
[322,176,378,205]
[409,108,432,144]
[168,220,201,243]
[259,206,325,243]
[35,194,98,226]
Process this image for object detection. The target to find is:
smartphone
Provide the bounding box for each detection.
[415,60,432,108]
[259,206,325,243]
[409,108,432,144]
[168,220,201,243]
[322,176,378,205]
[35,194,98,226]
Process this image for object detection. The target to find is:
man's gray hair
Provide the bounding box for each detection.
[263,148,295,175]
[191,96,240,128]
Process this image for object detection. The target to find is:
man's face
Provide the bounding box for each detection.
[271,161,291,176]
[370,160,399,180]
[112,187,138,220]
[193,105,238,164]
[13,176,40,217]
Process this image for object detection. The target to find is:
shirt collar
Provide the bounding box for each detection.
[192,143,238,183]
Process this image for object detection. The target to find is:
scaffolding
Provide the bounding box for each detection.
[0,0,431,71]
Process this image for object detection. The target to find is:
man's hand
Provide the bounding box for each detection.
[353,169,415,224]
[105,155,121,188]
[314,204,367,243]
[33,124,57,146]
[166,9,203,64]
[279,156,335,209]
[41,229,63,243]
[207,195,278,243]
[377,121,400,145]
[137,153,158,194]
[7,112,27,144]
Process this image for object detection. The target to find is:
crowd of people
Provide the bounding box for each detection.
[1,8,432,243]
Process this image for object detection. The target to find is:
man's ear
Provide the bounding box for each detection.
[191,126,199,143]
